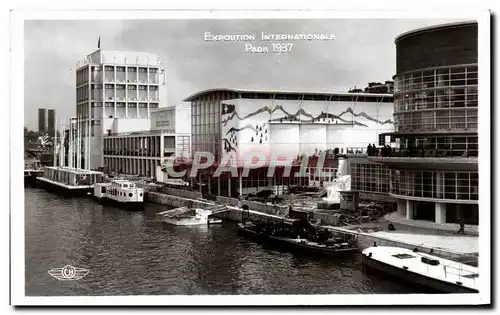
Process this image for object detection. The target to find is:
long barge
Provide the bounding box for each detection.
[36,166,104,197]
[237,221,358,255]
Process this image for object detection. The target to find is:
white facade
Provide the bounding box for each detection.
[103,104,192,176]
[150,103,192,134]
[220,97,394,164]
[75,49,167,169]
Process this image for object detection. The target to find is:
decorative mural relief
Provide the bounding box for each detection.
[220,98,394,163]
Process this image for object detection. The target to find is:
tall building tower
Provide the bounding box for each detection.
[38,108,56,136]
[47,109,56,137]
[38,108,47,134]
[75,48,167,169]
[370,21,478,225]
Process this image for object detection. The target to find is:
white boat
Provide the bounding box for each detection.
[94,180,144,210]
[362,246,479,293]
[37,166,104,196]
[158,207,222,226]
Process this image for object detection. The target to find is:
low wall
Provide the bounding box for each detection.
[142,185,202,200]
[211,206,297,224]
[359,192,396,203]
[216,196,289,216]
[146,191,213,209]
[164,187,202,200]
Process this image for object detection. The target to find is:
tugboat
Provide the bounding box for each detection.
[362,246,479,293]
[237,219,358,255]
[93,179,144,210]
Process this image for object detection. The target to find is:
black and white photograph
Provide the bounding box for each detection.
[9,6,491,306]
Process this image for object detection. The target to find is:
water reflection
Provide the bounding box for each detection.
[25,188,424,296]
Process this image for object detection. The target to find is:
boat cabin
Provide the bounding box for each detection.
[104,180,144,202]
[42,166,104,187]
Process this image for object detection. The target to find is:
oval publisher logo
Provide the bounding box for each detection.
[48,265,89,281]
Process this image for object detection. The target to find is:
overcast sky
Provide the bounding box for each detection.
[24,18,463,130]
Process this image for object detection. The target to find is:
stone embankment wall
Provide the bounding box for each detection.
[216,196,289,217]
[145,191,213,209]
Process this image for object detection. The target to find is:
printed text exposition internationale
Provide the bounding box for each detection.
[204,32,336,53]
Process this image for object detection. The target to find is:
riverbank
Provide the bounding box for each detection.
[145,189,478,265]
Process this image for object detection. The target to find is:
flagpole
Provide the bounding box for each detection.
[53,116,57,167]
[59,120,63,167]
[77,117,80,169]
[60,121,65,167]
[68,119,73,168]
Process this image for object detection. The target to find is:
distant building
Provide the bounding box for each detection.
[349,81,395,94]
[37,108,55,136]
[37,109,46,134]
[47,109,55,137]
[74,48,167,169]
[364,81,394,94]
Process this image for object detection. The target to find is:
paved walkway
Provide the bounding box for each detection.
[384,212,479,236]
[370,231,478,255]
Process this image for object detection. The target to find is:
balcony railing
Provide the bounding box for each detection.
[372,148,478,158]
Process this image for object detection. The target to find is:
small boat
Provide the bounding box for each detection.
[361,246,479,293]
[93,180,144,210]
[237,220,358,255]
[37,166,105,197]
[24,153,44,186]
[158,207,223,226]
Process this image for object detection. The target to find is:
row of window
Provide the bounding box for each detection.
[390,170,478,201]
[101,66,158,73]
[394,65,478,93]
[394,87,478,112]
[90,102,157,108]
[392,136,478,157]
[104,157,161,176]
[351,164,390,194]
[94,84,158,90]
[394,109,478,132]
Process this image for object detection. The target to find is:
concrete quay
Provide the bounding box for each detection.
[385,212,479,236]
[316,224,478,265]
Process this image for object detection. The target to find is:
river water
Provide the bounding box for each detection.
[25,187,425,296]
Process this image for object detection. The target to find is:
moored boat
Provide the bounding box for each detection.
[237,220,358,255]
[361,246,479,293]
[24,157,44,186]
[93,180,144,210]
[37,166,104,197]
[158,207,223,226]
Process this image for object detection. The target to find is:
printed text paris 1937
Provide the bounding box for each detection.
[204,32,336,54]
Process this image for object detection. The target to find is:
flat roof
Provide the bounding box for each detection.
[395,21,477,43]
[183,88,393,102]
